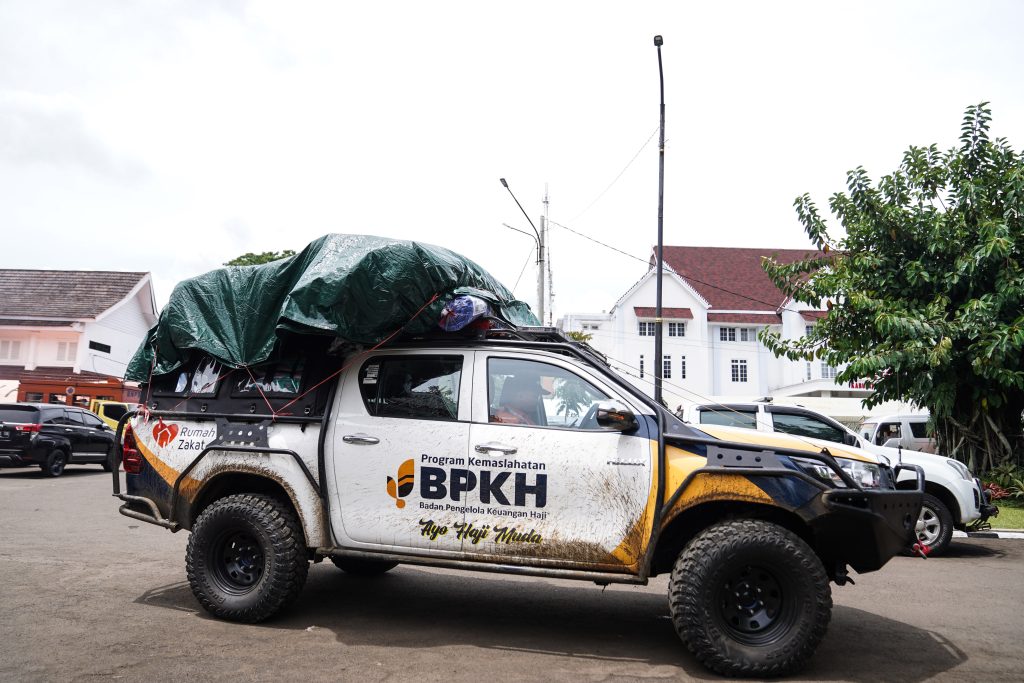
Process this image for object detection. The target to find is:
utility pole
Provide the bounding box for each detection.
[541,185,551,325]
[500,178,546,324]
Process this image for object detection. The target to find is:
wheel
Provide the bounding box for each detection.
[329,556,399,576]
[915,493,954,556]
[42,449,67,478]
[186,493,309,623]
[668,519,832,677]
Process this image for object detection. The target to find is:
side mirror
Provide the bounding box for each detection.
[595,402,639,432]
[883,438,901,449]
[843,432,858,447]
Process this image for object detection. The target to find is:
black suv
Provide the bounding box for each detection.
[0,403,116,477]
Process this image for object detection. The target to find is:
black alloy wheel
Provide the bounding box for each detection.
[43,450,67,478]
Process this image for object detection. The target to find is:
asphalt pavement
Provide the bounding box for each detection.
[1,466,1022,682]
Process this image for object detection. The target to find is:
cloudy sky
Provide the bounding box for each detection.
[2,1,1023,321]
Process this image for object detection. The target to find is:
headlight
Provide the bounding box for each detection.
[945,458,973,481]
[791,455,883,488]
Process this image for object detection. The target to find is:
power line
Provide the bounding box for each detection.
[546,218,817,316]
[571,125,661,223]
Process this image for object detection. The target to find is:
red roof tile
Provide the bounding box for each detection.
[633,307,693,319]
[707,312,781,324]
[659,246,825,311]
[800,310,828,320]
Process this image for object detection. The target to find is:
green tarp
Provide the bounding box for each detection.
[126,234,537,381]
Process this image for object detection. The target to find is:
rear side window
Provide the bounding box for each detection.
[234,357,303,396]
[0,406,41,423]
[909,421,929,438]
[772,413,845,444]
[78,411,105,428]
[875,422,902,445]
[698,408,757,429]
[359,356,462,421]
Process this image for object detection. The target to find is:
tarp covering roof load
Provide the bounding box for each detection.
[125,234,537,381]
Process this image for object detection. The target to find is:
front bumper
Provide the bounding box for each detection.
[809,464,924,574]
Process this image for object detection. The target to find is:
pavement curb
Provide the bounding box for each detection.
[953,529,1024,540]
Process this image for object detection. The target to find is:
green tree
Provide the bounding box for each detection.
[762,103,1024,472]
[565,330,594,343]
[223,250,296,266]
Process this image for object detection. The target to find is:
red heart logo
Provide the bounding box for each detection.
[153,421,179,448]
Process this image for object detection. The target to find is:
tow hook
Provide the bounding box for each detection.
[912,542,931,559]
[834,564,855,586]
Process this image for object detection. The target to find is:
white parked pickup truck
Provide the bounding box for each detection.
[684,402,996,555]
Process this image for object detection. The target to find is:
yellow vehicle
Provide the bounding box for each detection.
[88,400,132,431]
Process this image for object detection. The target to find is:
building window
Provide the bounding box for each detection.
[680,356,687,379]
[0,340,21,360]
[24,392,43,402]
[56,341,78,362]
[663,355,671,379]
[639,354,645,379]
[821,362,837,379]
[638,321,655,336]
[731,359,748,383]
[740,327,754,342]
[581,323,599,331]
[88,340,112,354]
[805,325,814,337]
[668,322,686,337]
[806,361,812,381]
[720,327,736,342]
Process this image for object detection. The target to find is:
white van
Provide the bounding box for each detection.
[860,414,937,453]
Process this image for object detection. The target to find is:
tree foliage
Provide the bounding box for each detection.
[223,250,296,267]
[762,104,1024,471]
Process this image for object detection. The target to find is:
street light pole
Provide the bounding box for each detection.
[653,35,666,405]
[500,178,545,324]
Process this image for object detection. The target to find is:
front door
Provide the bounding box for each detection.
[330,351,471,555]
[463,354,654,571]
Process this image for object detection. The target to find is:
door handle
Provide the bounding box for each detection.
[343,434,380,445]
[475,443,518,456]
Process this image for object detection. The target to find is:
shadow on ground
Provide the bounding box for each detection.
[136,564,967,681]
[0,467,108,479]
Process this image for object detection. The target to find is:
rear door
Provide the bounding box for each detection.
[74,409,114,459]
[330,351,471,555]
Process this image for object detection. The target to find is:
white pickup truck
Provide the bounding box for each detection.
[684,402,996,554]
[111,329,924,677]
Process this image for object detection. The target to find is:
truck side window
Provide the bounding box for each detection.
[359,356,462,421]
[699,409,757,429]
[487,358,610,429]
[772,413,845,444]
[190,358,223,396]
[909,421,929,438]
[234,357,304,396]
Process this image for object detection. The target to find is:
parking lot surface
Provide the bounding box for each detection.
[1,468,1022,682]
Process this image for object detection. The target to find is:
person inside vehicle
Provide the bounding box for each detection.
[490,374,550,425]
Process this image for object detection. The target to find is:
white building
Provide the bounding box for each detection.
[0,270,158,404]
[559,246,911,424]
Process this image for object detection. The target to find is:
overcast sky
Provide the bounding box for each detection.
[2,1,1023,321]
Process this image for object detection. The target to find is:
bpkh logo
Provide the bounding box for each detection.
[386,459,416,508]
[420,467,547,508]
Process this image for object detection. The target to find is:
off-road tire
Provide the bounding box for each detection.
[186,493,309,623]
[668,519,832,677]
[916,493,954,556]
[42,449,67,478]
[329,556,399,576]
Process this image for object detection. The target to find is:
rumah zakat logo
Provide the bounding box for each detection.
[152,420,179,448]
[386,459,415,508]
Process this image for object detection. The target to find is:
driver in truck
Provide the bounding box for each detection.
[490,374,549,425]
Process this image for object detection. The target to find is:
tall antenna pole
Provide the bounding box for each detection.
[542,185,551,325]
[653,35,666,405]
